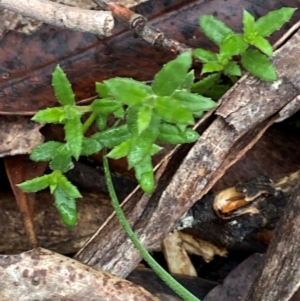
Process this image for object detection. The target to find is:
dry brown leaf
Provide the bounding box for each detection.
[0,116,43,157]
[0,248,161,301]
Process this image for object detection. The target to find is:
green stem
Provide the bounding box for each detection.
[103,152,201,301]
[75,105,92,113]
[82,112,96,134]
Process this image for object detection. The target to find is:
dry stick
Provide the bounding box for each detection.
[0,0,114,36]
[93,0,190,54]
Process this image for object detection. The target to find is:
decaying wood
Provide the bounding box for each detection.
[0,190,113,254]
[0,0,114,36]
[245,180,300,301]
[75,28,300,277]
[0,248,160,301]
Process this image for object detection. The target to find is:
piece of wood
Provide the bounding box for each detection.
[75,28,300,277]
[245,180,300,301]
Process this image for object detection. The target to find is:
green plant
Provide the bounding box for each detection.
[18,7,295,301]
[192,7,295,98]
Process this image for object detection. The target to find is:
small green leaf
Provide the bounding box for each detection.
[204,84,231,100]
[104,77,150,106]
[81,137,102,156]
[140,171,155,194]
[202,62,224,74]
[91,125,131,148]
[150,144,163,155]
[113,107,125,119]
[179,70,195,89]
[30,141,64,162]
[57,175,82,199]
[220,34,248,57]
[32,107,66,124]
[49,145,73,172]
[53,187,77,227]
[127,117,160,167]
[250,35,273,56]
[193,48,217,63]
[18,174,50,192]
[199,15,234,46]
[241,49,277,81]
[96,82,109,98]
[137,106,152,134]
[155,96,194,125]
[64,116,83,160]
[107,140,130,159]
[92,99,122,115]
[96,114,107,131]
[152,51,192,96]
[191,73,221,94]
[52,65,75,105]
[243,10,256,38]
[172,90,216,112]
[255,7,296,37]
[224,61,242,76]
[134,155,155,194]
[127,105,140,135]
[158,123,199,144]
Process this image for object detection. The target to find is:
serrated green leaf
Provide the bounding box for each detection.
[158,123,199,144]
[255,7,296,37]
[49,145,73,172]
[241,49,277,81]
[202,62,224,74]
[127,105,140,135]
[134,155,154,193]
[137,106,152,134]
[152,51,192,96]
[81,137,102,156]
[127,116,160,168]
[220,34,248,57]
[18,174,50,192]
[64,116,83,160]
[52,65,75,105]
[172,90,216,112]
[104,77,150,106]
[96,82,110,98]
[32,107,66,124]
[224,61,242,76]
[150,144,163,155]
[92,99,122,115]
[243,10,257,38]
[199,15,234,46]
[205,84,231,100]
[250,35,273,56]
[107,140,130,159]
[53,187,77,227]
[91,124,131,148]
[30,141,64,162]
[155,96,194,125]
[193,48,217,63]
[57,175,82,199]
[96,114,107,131]
[179,70,195,89]
[140,171,155,194]
[191,73,221,94]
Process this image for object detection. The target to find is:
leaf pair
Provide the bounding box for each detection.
[18,170,81,227]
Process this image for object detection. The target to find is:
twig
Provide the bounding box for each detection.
[93,0,190,54]
[0,0,114,36]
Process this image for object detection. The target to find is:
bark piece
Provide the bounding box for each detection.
[245,180,300,301]
[0,248,160,301]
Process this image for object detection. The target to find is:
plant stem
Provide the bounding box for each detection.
[103,151,201,301]
[82,112,96,134]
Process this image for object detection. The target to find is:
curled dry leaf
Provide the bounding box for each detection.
[0,248,161,301]
[0,116,43,157]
